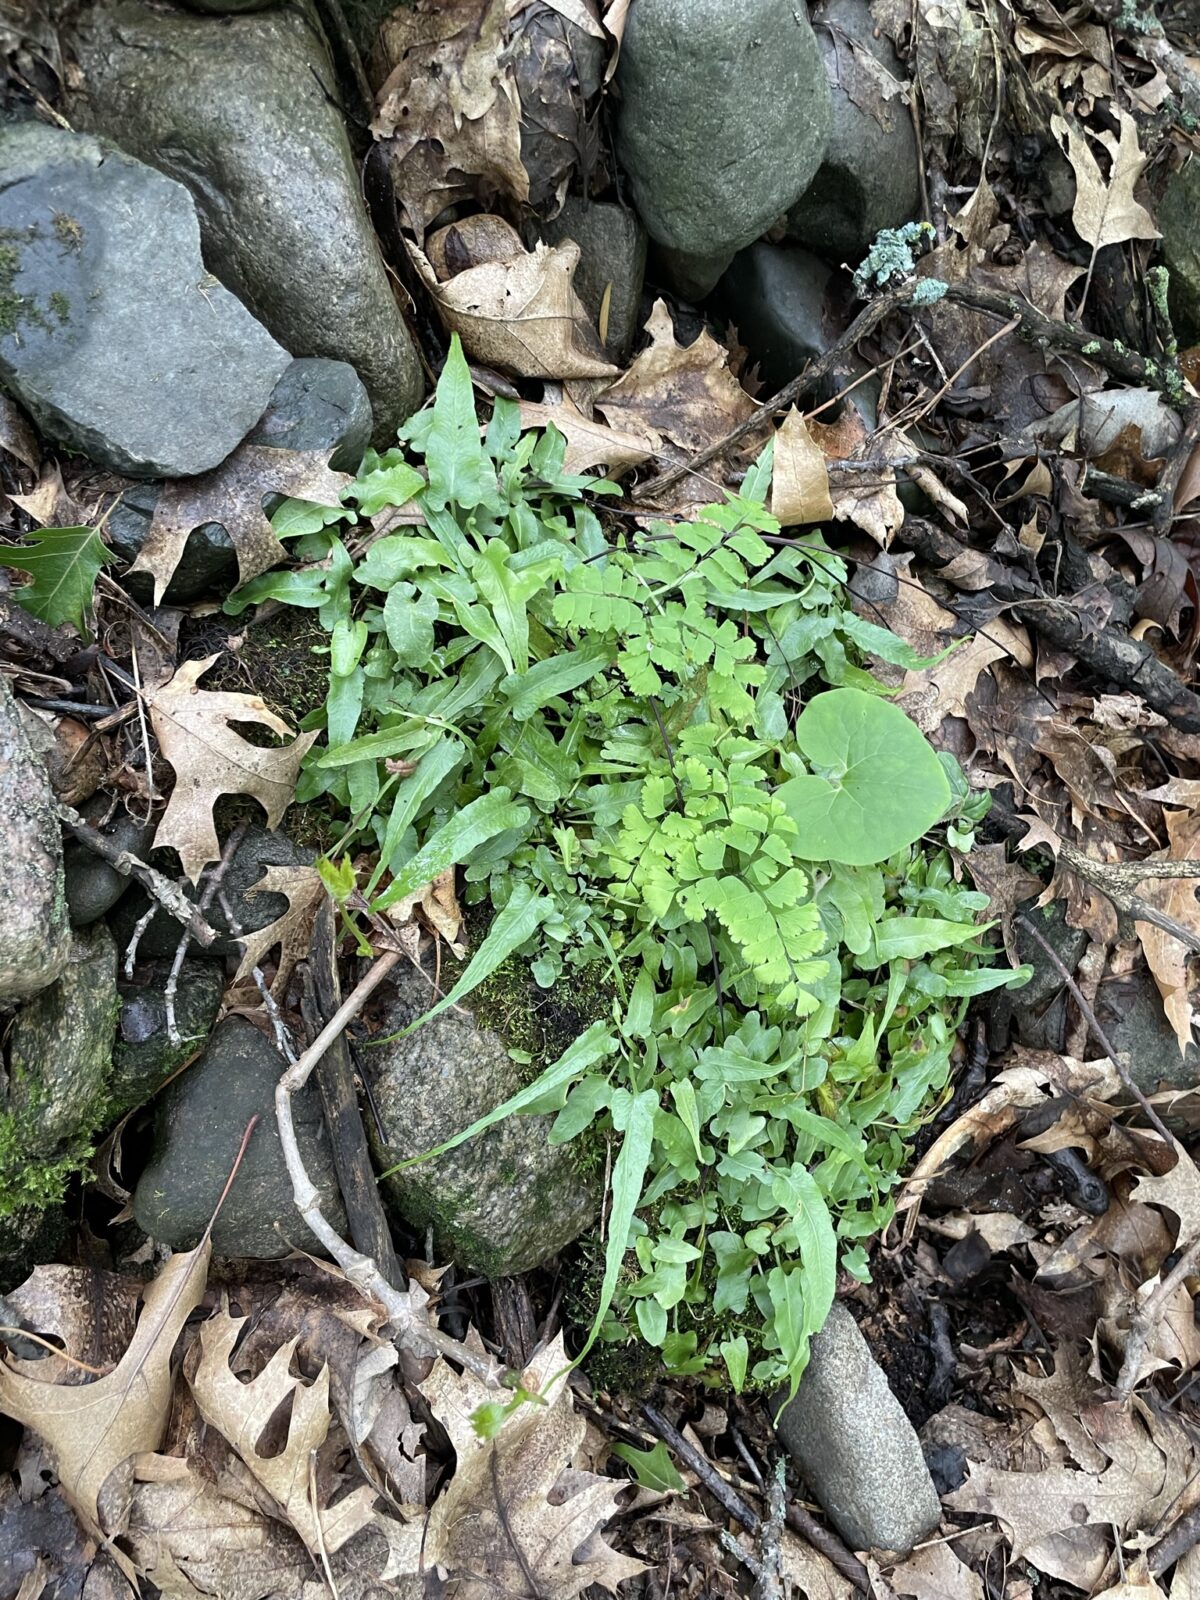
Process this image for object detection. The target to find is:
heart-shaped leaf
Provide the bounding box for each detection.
[778,688,950,865]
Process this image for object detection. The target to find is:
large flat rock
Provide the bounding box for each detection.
[0,124,288,477]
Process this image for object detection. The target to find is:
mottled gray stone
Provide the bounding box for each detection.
[71,0,423,441]
[0,674,69,1007]
[535,198,647,361]
[714,243,835,394]
[367,963,597,1278]
[1158,160,1200,345]
[988,901,1089,1054]
[5,924,119,1176]
[110,959,226,1114]
[1098,963,1200,1093]
[106,358,371,603]
[616,0,830,262]
[247,357,373,472]
[786,0,920,264]
[0,124,289,477]
[64,805,154,927]
[774,1305,942,1553]
[653,244,736,304]
[0,1209,70,1296]
[135,1016,346,1259]
[110,826,313,960]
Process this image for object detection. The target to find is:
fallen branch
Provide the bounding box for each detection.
[1151,1496,1200,1577]
[56,802,218,948]
[641,1403,869,1593]
[1057,844,1200,957]
[273,945,506,1387]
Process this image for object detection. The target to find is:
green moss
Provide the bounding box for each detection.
[52,212,84,253]
[48,290,69,323]
[454,942,614,1073]
[0,1086,96,1216]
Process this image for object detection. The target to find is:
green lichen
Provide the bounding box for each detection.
[1081,339,1102,354]
[853,221,935,297]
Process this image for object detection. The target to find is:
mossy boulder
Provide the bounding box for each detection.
[0,673,69,1007]
[365,955,603,1278]
[1,924,119,1216]
[1159,161,1200,345]
[110,958,226,1114]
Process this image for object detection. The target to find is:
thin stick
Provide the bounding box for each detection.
[1058,844,1200,957]
[273,948,505,1387]
[1117,1233,1200,1404]
[1016,914,1175,1145]
[641,1403,869,1592]
[165,821,248,1045]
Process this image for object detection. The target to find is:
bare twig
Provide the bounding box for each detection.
[1057,844,1200,957]
[1117,1233,1200,1404]
[1016,914,1175,1145]
[641,1403,869,1592]
[273,948,505,1386]
[165,821,249,1046]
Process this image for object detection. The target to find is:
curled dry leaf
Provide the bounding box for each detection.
[190,1310,379,1557]
[373,0,527,236]
[417,1332,645,1598]
[132,446,351,607]
[232,865,329,1000]
[409,228,617,381]
[147,654,319,884]
[517,391,658,476]
[1131,1138,1200,1252]
[598,298,754,494]
[808,407,904,548]
[1135,808,1200,1055]
[0,1244,209,1578]
[383,864,467,958]
[890,1540,986,1600]
[769,407,833,526]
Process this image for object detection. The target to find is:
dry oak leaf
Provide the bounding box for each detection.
[132,446,351,607]
[1093,1558,1167,1600]
[416,1331,645,1598]
[597,298,755,464]
[233,865,329,1000]
[770,406,834,526]
[1136,808,1200,1055]
[190,1309,379,1558]
[890,1540,986,1600]
[0,1243,209,1580]
[808,407,904,548]
[516,391,659,477]
[409,227,617,381]
[1131,1139,1200,1252]
[148,654,318,884]
[1052,110,1159,253]
[946,1457,1155,1565]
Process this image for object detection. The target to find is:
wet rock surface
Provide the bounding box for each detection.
[534,198,647,362]
[366,962,598,1278]
[0,674,70,1008]
[135,1016,345,1259]
[786,0,921,263]
[0,123,288,476]
[617,0,830,266]
[110,958,226,1115]
[774,1304,943,1553]
[71,0,423,441]
[64,804,154,928]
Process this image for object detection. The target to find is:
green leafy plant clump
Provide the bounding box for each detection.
[230,335,1026,1398]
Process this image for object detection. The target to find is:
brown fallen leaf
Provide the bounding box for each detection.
[409,228,617,381]
[191,1310,379,1557]
[808,408,904,547]
[1092,1559,1167,1600]
[132,447,351,607]
[147,655,319,884]
[0,1244,209,1578]
[962,842,1044,965]
[418,1332,645,1598]
[516,392,659,476]
[1135,808,1200,1055]
[0,392,39,474]
[770,407,834,526]
[1052,110,1159,254]
[232,865,329,1000]
[597,298,754,474]
[1131,1139,1200,1253]
[899,619,1030,735]
[890,1540,985,1600]
[373,0,528,236]
[383,864,467,958]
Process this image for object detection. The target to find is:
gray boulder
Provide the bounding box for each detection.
[1158,161,1200,345]
[786,0,921,264]
[534,198,646,362]
[2,925,119,1214]
[110,958,226,1115]
[0,123,289,477]
[110,825,313,961]
[64,803,154,928]
[71,0,423,441]
[774,1305,942,1553]
[106,357,371,604]
[135,1016,346,1259]
[367,963,598,1278]
[0,674,69,1007]
[714,244,835,394]
[1098,962,1200,1093]
[616,0,830,275]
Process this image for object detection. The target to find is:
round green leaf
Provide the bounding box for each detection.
[777,687,950,865]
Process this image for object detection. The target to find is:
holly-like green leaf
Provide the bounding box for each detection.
[1,526,108,635]
[612,1441,685,1493]
[778,687,951,865]
[424,334,494,513]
